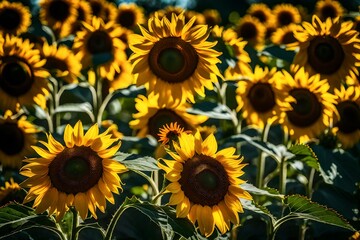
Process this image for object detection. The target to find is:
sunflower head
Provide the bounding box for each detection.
[272,3,302,27]
[158,122,191,151]
[20,120,127,221]
[115,3,145,29]
[246,3,274,26]
[202,9,222,27]
[271,23,299,46]
[158,131,252,237]
[0,178,23,206]
[70,0,93,34]
[234,15,266,47]
[0,1,31,36]
[315,0,345,21]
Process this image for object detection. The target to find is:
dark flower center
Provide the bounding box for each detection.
[89,1,102,17]
[238,22,258,41]
[48,0,71,21]
[247,82,276,113]
[307,36,344,75]
[179,154,230,206]
[86,30,113,54]
[44,56,69,72]
[116,10,136,29]
[281,31,297,44]
[0,8,21,31]
[252,10,267,23]
[148,37,198,83]
[0,122,25,155]
[287,88,323,127]
[0,57,34,97]
[205,15,219,27]
[49,146,103,194]
[277,11,294,26]
[77,6,86,21]
[320,5,337,20]
[336,100,360,134]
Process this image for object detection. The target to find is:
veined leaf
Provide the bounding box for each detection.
[241,183,284,199]
[55,103,95,122]
[288,144,319,171]
[113,152,159,172]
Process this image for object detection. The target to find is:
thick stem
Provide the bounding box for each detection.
[96,91,115,126]
[279,157,287,195]
[70,208,79,240]
[132,170,160,204]
[306,168,316,199]
[299,220,308,240]
[94,68,103,124]
[256,122,271,189]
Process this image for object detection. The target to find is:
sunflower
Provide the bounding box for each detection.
[234,15,266,48]
[332,86,360,148]
[0,36,49,111]
[202,9,222,27]
[0,110,38,169]
[87,0,115,22]
[20,120,127,221]
[0,1,31,36]
[288,15,360,90]
[153,6,205,25]
[39,0,79,38]
[114,3,145,30]
[129,12,222,103]
[277,68,338,143]
[246,3,274,27]
[101,119,123,139]
[272,3,302,27]
[314,0,344,21]
[158,122,186,146]
[73,16,127,81]
[41,42,82,84]
[129,93,208,140]
[236,66,288,129]
[70,0,93,35]
[270,23,299,46]
[0,178,22,206]
[158,131,252,237]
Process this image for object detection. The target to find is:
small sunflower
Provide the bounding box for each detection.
[73,16,127,81]
[153,7,205,25]
[202,9,222,27]
[129,93,208,140]
[0,1,31,36]
[246,3,274,27]
[0,110,38,169]
[314,0,344,21]
[41,42,82,84]
[158,122,186,146]
[115,3,145,30]
[0,178,22,206]
[39,0,79,38]
[129,12,222,103]
[288,15,360,90]
[87,0,115,22]
[20,120,127,221]
[277,68,338,143]
[158,131,252,237]
[332,86,360,148]
[0,35,49,111]
[236,66,288,129]
[70,0,93,34]
[234,15,266,47]
[272,3,302,27]
[271,23,299,46]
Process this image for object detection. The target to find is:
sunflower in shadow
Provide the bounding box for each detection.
[314,0,344,21]
[73,16,127,81]
[129,12,222,104]
[0,178,23,206]
[41,42,82,84]
[234,15,266,48]
[0,36,49,111]
[0,1,31,36]
[152,6,205,25]
[39,0,79,38]
[87,0,116,23]
[277,68,338,143]
[114,3,145,30]
[236,66,289,129]
[271,23,299,46]
[246,3,275,31]
[158,131,252,237]
[288,15,360,90]
[129,93,208,140]
[332,86,360,148]
[272,3,302,27]
[70,0,93,35]
[0,110,38,169]
[20,120,127,221]
[202,9,222,27]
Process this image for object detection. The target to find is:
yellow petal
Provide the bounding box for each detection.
[74,192,88,220]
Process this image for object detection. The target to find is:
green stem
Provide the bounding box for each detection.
[96,91,115,126]
[70,208,79,240]
[104,205,130,240]
[132,170,160,204]
[256,122,271,189]
[48,76,60,133]
[306,168,315,199]
[279,156,287,195]
[94,68,103,124]
[299,220,308,240]
[271,216,300,240]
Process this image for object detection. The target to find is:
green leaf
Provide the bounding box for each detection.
[288,144,319,171]
[113,152,159,172]
[282,195,356,232]
[241,183,284,199]
[187,101,233,120]
[55,103,95,122]
[241,199,276,224]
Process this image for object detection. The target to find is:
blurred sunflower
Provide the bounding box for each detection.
[0,178,22,206]
[0,110,38,169]
[114,3,145,30]
[197,125,217,140]
[332,86,360,148]
[0,36,49,111]
[20,120,127,221]
[246,3,274,27]
[129,12,222,103]
[39,0,79,38]
[202,9,222,27]
[272,3,301,27]
[234,15,266,48]
[101,119,123,139]
[129,93,208,140]
[236,66,288,129]
[271,23,299,46]
[87,0,113,22]
[289,15,360,90]
[70,0,93,35]
[41,42,82,84]
[0,1,31,36]
[73,16,127,81]
[158,131,252,237]
[314,0,344,21]
[153,6,205,25]
[277,68,338,143]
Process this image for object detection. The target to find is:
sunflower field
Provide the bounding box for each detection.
[0,0,360,239]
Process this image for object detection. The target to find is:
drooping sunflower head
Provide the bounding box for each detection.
[129,12,222,103]
[202,9,222,27]
[0,1,31,36]
[0,35,50,111]
[158,131,252,237]
[236,66,287,129]
[20,120,127,221]
[246,3,274,26]
[129,93,208,140]
[332,86,360,148]
[289,15,360,90]
[0,110,38,169]
[277,68,338,143]
[115,3,145,30]
[234,15,266,47]
[0,178,23,206]
[272,3,302,27]
[73,16,127,81]
[41,42,82,84]
[39,0,79,37]
[271,23,299,46]
[314,0,345,21]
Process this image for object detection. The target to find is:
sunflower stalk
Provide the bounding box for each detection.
[96,90,115,126]
[279,156,287,195]
[70,207,79,240]
[94,68,103,125]
[47,76,60,133]
[131,169,160,204]
[256,121,271,189]
[104,204,131,240]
